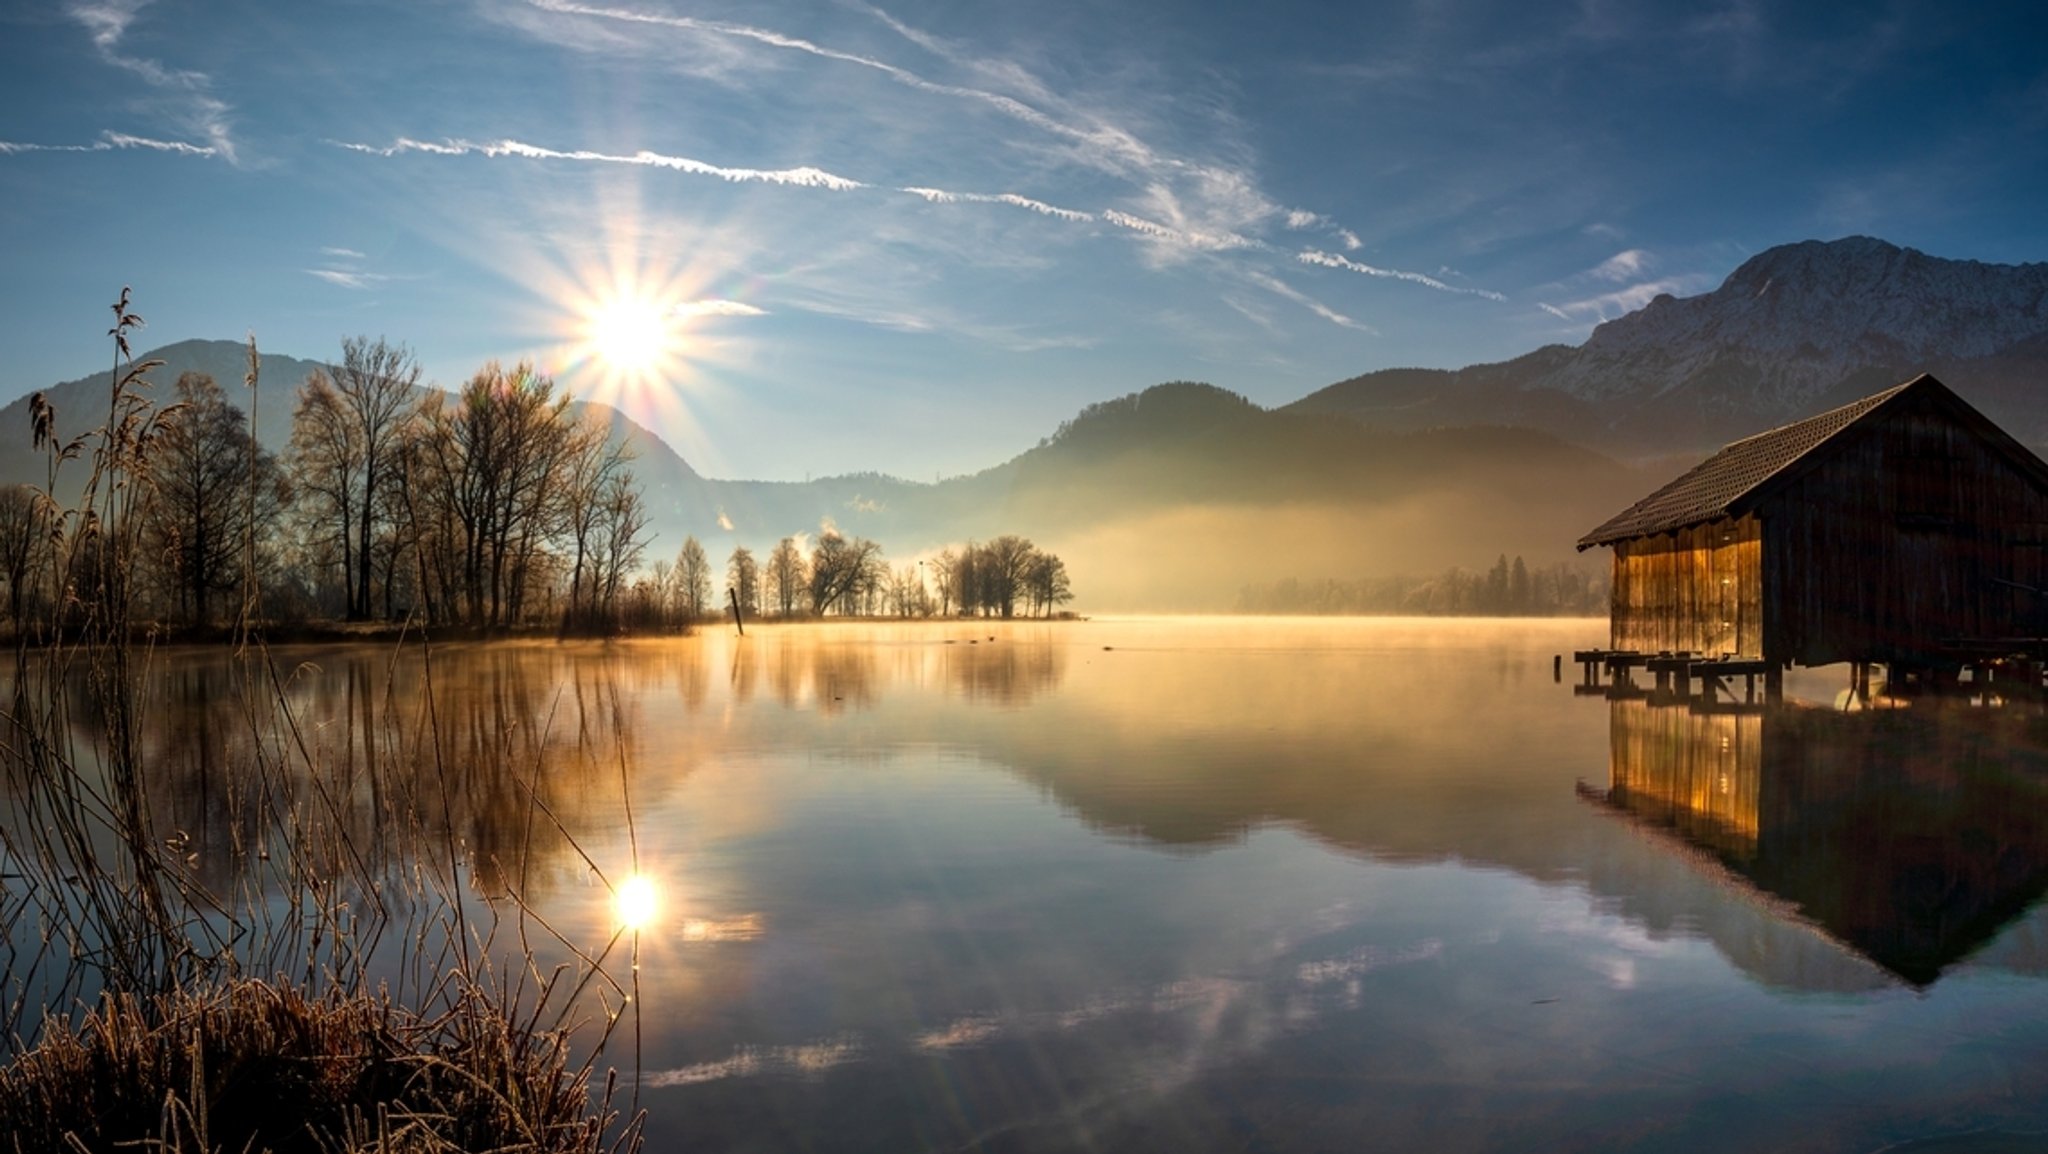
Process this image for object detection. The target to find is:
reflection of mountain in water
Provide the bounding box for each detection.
[1587,698,2048,986]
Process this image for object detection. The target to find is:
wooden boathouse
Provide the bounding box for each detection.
[1577,373,2048,680]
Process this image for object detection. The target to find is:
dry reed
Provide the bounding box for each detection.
[0,292,644,1153]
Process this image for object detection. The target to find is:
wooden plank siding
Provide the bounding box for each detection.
[1610,514,1763,656]
[1758,389,2048,667]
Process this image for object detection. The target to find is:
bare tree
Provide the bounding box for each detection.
[887,564,927,618]
[766,537,806,616]
[1024,551,1073,617]
[727,545,759,615]
[286,337,420,620]
[677,536,711,621]
[979,535,1036,619]
[649,559,673,626]
[930,548,957,617]
[410,360,580,628]
[559,415,633,628]
[593,473,649,623]
[808,531,883,616]
[144,372,286,626]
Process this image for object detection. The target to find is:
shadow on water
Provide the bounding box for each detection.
[1582,694,2048,987]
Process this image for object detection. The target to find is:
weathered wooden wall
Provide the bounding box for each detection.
[1609,514,1763,655]
[1761,390,2048,666]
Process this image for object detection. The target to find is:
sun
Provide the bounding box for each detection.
[585,293,679,378]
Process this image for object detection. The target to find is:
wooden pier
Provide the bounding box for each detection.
[1573,649,1781,705]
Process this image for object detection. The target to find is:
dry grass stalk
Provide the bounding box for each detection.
[0,976,633,1153]
[0,291,643,1153]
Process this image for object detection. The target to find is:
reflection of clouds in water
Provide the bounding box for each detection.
[1295,938,1443,984]
[913,1015,1004,1051]
[1534,893,1689,990]
[659,936,1448,1094]
[915,939,1441,1056]
[643,1036,865,1086]
[912,978,1252,1055]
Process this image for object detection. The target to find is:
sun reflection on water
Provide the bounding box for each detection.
[615,873,661,932]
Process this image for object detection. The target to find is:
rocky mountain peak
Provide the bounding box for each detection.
[1542,236,2048,416]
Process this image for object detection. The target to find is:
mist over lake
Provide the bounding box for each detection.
[20,618,2048,1152]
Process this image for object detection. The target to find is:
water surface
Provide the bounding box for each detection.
[57,620,2048,1150]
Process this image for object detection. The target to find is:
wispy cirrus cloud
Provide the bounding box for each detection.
[1245,271,1376,334]
[1586,248,1651,281]
[334,137,867,190]
[1298,250,1508,301]
[0,130,216,156]
[64,0,236,162]
[525,0,1162,179]
[305,244,397,292]
[340,133,1256,262]
[1102,208,1255,255]
[1282,210,1365,251]
[675,299,767,318]
[305,268,389,290]
[517,0,1396,272]
[903,187,1093,223]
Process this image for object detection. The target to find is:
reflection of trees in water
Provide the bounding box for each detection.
[723,632,1067,713]
[49,646,644,901]
[940,641,1065,706]
[13,632,1075,906]
[1593,699,2048,986]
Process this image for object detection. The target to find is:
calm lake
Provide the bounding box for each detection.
[50,619,2048,1150]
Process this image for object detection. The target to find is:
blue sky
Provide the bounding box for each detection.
[3,0,2044,480]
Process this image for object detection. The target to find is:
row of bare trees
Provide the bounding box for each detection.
[0,329,1081,635]
[0,336,652,635]
[616,530,1073,623]
[285,342,652,629]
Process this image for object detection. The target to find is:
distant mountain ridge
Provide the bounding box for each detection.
[1290,236,2048,454]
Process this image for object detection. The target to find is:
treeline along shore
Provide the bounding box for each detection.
[1236,555,1607,616]
[0,326,1073,641]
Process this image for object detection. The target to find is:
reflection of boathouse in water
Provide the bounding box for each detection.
[1584,697,2048,985]
[1576,374,2048,693]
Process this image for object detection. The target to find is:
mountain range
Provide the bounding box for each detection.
[4,236,2043,608]
[1291,236,2048,454]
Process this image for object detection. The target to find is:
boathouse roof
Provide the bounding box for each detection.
[1577,373,2048,549]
